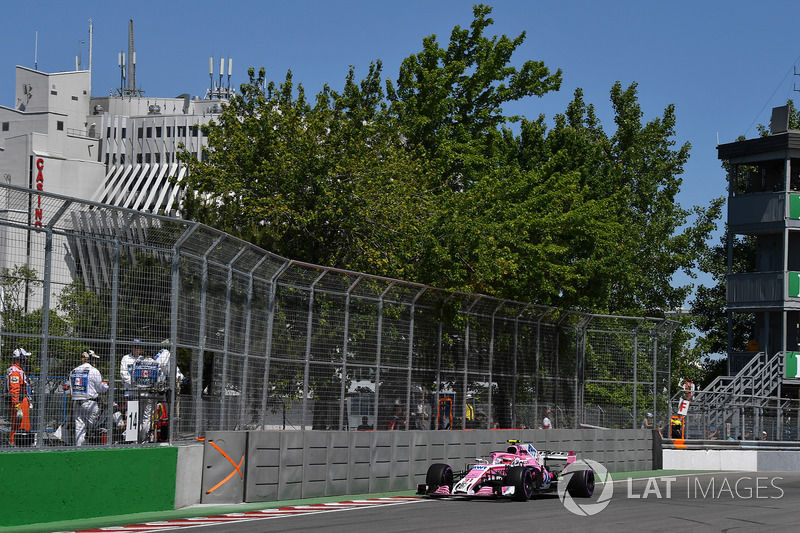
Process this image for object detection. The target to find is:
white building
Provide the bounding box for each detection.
[0,64,229,217]
[0,25,234,300]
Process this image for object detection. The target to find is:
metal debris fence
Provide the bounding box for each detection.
[0,183,676,449]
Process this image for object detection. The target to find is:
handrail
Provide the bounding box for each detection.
[672,351,784,429]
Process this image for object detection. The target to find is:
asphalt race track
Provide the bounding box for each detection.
[74,471,800,533]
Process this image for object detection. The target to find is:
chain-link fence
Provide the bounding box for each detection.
[0,183,676,449]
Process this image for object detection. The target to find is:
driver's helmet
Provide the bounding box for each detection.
[506,445,518,454]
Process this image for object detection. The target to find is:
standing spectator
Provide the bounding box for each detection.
[641,412,653,430]
[385,404,405,430]
[119,339,144,400]
[357,416,372,430]
[5,348,32,445]
[465,393,475,427]
[69,350,108,446]
[542,409,552,429]
[154,341,185,391]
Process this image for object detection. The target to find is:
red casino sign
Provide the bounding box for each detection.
[34,157,44,227]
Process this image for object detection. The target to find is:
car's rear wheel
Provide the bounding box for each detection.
[426,463,453,493]
[567,468,595,498]
[507,466,534,501]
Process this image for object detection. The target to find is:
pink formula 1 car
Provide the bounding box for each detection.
[417,439,594,501]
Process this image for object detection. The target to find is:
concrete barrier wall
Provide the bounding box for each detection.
[200,428,654,504]
[176,444,204,509]
[664,449,800,471]
[0,429,653,528]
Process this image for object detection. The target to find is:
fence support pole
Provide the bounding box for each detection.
[338,277,360,430]
[259,261,291,429]
[302,271,327,430]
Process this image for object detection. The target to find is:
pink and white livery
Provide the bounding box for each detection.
[417,439,594,501]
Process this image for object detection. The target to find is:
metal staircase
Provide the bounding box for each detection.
[676,352,785,430]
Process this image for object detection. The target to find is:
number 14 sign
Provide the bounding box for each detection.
[124,401,140,442]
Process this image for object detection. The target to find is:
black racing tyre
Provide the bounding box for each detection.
[507,466,534,501]
[567,468,595,498]
[426,463,454,492]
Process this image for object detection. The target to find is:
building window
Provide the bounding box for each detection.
[71,96,78,101]
[136,154,143,164]
[137,128,143,139]
[166,126,172,137]
[156,127,162,138]
[145,153,151,164]
[50,90,57,95]
[121,128,126,139]
[57,121,64,131]
[191,125,199,137]
[2,122,8,131]
[177,126,186,137]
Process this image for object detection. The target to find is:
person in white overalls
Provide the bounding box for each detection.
[69,350,108,446]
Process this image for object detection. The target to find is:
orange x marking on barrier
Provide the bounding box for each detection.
[206,440,245,495]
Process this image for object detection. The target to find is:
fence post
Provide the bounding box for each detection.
[170,222,198,442]
[302,271,327,430]
[195,235,224,434]
[487,304,500,430]
[405,288,426,430]
[434,312,443,429]
[35,226,52,447]
[258,260,291,429]
[338,277,360,430]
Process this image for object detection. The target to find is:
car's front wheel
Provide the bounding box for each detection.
[507,466,534,501]
[426,463,454,493]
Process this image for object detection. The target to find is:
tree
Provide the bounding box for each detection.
[386,3,562,191]
[179,4,721,317]
[179,66,432,279]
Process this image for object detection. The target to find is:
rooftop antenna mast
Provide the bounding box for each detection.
[209,56,214,98]
[227,57,233,95]
[218,57,225,99]
[88,19,93,73]
[128,20,135,94]
[117,20,143,97]
[206,55,235,99]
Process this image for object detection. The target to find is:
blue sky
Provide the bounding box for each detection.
[2,0,800,293]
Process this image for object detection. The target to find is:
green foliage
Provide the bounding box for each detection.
[178,65,432,280]
[177,2,723,413]
[1,266,87,368]
[386,4,562,190]
[691,232,755,356]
